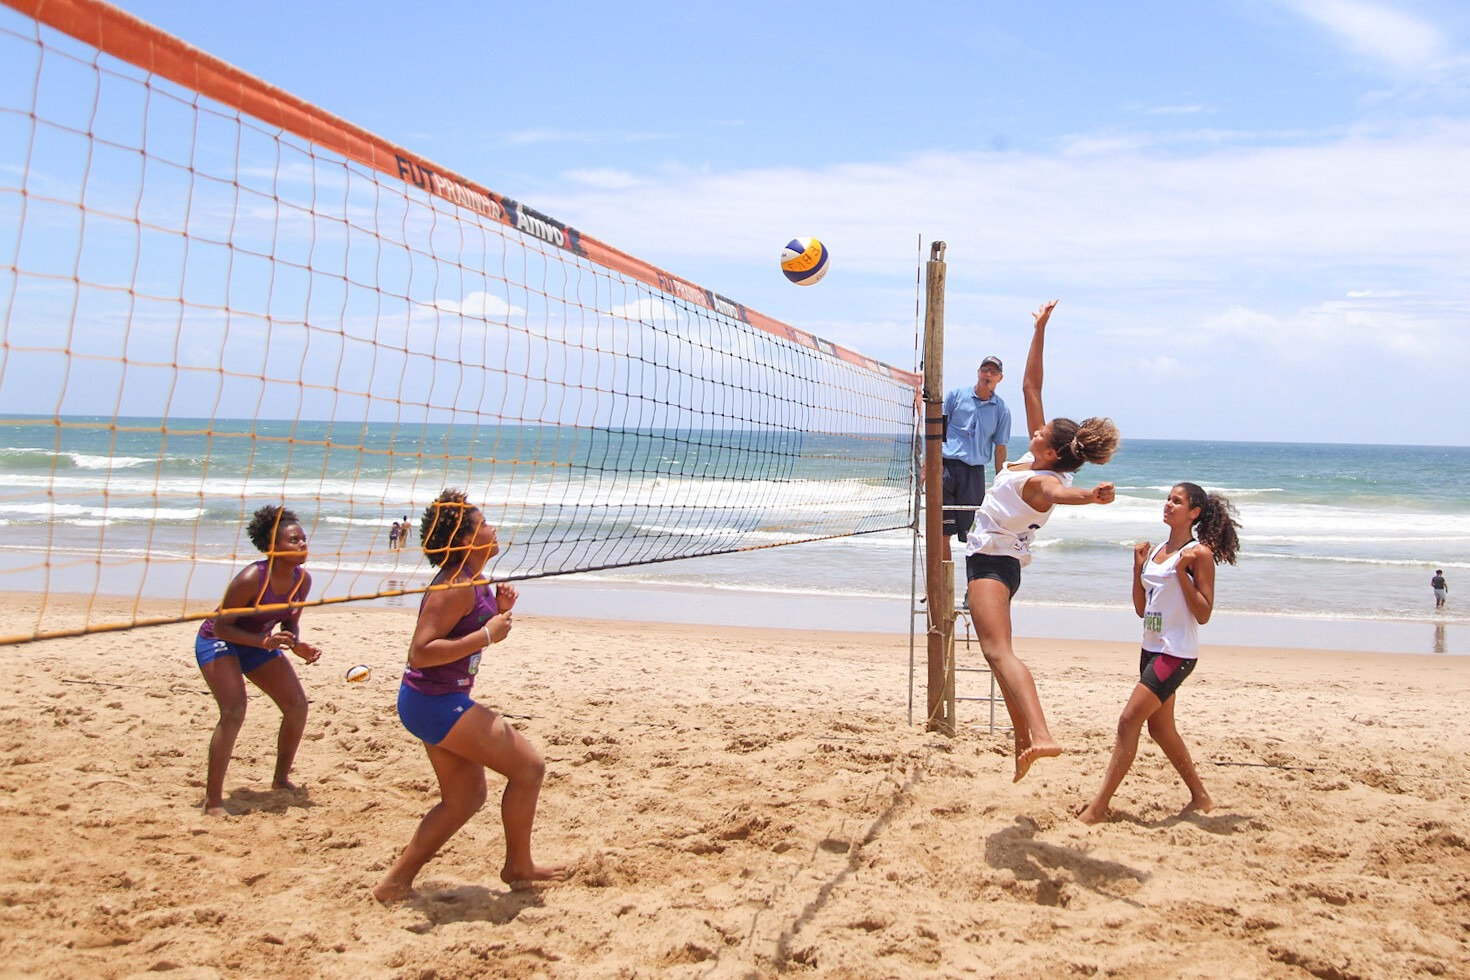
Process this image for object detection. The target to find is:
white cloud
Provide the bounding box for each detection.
[611,298,678,322]
[564,168,646,190]
[503,128,591,146]
[1143,103,1210,116]
[1279,0,1447,73]
[533,117,1470,443]
[424,291,522,318]
[501,129,672,147]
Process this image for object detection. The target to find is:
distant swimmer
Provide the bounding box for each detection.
[1432,569,1448,609]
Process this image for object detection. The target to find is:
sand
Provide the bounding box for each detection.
[1,597,1467,978]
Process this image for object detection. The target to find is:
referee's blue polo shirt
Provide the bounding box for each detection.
[941,387,1011,466]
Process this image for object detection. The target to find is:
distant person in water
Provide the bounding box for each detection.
[194,505,321,816]
[374,490,567,903]
[388,521,401,550]
[963,300,1119,782]
[1432,569,1448,608]
[1079,483,1241,826]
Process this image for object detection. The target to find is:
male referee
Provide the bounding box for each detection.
[941,355,1011,561]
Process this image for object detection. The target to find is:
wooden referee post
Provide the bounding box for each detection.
[922,242,956,735]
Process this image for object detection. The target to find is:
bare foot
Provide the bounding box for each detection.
[272,778,298,792]
[1077,803,1109,826]
[1013,743,1062,783]
[203,803,229,818]
[1182,793,1214,815]
[372,878,415,904]
[500,863,571,889]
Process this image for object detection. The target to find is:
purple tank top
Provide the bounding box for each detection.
[402,583,498,696]
[198,561,307,643]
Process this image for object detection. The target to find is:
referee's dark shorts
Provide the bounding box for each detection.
[942,456,987,542]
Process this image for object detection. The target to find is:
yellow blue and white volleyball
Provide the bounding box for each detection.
[780,237,829,286]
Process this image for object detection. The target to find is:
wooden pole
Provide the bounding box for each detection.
[921,242,954,735]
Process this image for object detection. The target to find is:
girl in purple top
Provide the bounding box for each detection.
[194,505,321,816]
[374,489,567,902]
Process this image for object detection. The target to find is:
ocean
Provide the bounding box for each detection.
[577,438,1470,656]
[1,418,1466,654]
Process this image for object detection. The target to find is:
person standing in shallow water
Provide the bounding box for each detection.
[1432,570,1448,609]
[194,505,321,816]
[374,489,567,902]
[1078,482,1241,826]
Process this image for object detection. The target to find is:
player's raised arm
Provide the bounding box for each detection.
[1022,300,1057,436]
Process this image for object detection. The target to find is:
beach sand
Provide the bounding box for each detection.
[1,598,1467,978]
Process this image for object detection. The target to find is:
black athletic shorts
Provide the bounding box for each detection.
[1139,649,1197,702]
[966,552,1021,597]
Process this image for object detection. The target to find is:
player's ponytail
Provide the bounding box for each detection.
[1049,417,1120,473]
[1178,482,1241,565]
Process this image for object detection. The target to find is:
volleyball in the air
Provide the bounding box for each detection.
[345,664,371,683]
[780,237,829,286]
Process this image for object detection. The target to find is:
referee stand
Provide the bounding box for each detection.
[910,241,1006,737]
[908,499,1005,736]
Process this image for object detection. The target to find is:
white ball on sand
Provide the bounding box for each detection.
[345,664,371,683]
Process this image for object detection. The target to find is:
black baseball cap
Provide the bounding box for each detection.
[980,355,1003,371]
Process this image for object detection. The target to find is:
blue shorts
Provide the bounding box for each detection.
[397,684,475,745]
[1139,649,1197,702]
[195,634,280,674]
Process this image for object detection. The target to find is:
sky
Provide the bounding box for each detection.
[25,1,1470,444]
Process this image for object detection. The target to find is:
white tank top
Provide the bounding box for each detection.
[1140,541,1200,659]
[964,453,1071,568]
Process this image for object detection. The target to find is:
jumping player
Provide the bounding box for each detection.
[194,505,321,816]
[964,300,1120,781]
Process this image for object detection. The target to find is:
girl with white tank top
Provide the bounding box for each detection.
[965,453,1073,565]
[962,301,1120,784]
[1078,482,1241,826]
[1139,540,1201,658]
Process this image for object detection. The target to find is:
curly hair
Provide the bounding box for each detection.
[1177,482,1241,566]
[420,489,478,567]
[246,505,300,553]
[1047,417,1119,473]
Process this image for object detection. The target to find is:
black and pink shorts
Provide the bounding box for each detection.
[1139,649,1197,702]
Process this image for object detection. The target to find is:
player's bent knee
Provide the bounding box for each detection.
[447,782,488,816]
[980,645,1010,669]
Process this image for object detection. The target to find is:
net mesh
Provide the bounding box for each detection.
[0,0,919,644]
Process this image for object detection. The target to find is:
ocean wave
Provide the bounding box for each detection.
[0,501,205,522]
[1113,485,1286,495]
[1245,552,1470,570]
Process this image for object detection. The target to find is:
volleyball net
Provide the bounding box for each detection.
[0,0,920,644]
